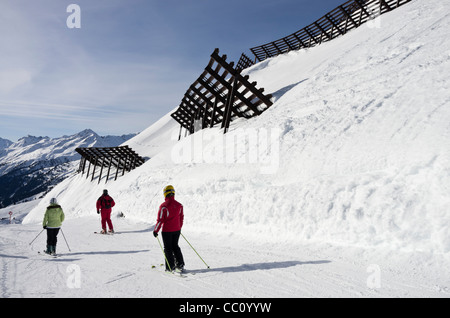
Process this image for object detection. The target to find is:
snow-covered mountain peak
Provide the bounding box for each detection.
[0,137,13,150]
[15,135,49,148]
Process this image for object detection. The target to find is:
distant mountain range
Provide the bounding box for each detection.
[0,129,136,208]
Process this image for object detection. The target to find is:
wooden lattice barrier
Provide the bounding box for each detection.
[236,0,413,69]
[235,53,256,72]
[171,48,274,136]
[75,146,145,183]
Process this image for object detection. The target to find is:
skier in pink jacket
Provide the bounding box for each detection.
[153,185,185,271]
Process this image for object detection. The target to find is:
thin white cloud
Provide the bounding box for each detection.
[0,99,127,119]
[0,1,196,140]
[0,69,33,94]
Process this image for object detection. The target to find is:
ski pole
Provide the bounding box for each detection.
[60,228,71,252]
[181,233,210,269]
[156,236,172,272]
[29,229,45,245]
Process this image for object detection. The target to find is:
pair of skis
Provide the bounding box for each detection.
[38,251,61,258]
[151,264,191,278]
[94,231,116,235]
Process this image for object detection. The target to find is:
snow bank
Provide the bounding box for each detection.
[25,0,450,255]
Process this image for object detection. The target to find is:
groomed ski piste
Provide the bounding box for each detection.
[1,0,449,298]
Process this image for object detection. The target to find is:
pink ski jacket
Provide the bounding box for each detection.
[154,196,184,233]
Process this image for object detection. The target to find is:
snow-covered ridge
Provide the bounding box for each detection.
[0,129,136,172]
[0,129,136,208]
[26,0,450,255]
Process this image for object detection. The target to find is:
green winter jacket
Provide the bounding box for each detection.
[43,204,65,228]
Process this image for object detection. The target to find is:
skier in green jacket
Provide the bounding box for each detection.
[42,198,65,256]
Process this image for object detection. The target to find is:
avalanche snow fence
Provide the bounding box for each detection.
[171,48,274,137]
[236,0,413,69]
[75,146,145,184]
[171,0,413,136]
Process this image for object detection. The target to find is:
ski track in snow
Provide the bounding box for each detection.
[0,217,449,298]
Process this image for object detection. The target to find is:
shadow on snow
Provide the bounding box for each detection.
[189,260,331,274]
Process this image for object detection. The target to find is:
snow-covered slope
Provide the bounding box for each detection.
[0,137,13,152]
[26,0,450,255]
[3,0,448,298]
[124,111,180,159]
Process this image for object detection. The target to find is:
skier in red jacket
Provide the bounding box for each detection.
[153,185,185,272]
[96,189,116,234]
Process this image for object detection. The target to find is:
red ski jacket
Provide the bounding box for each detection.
[96,194,115,213]
[154,196,184,233]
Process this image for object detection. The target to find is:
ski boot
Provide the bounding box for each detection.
[44,245,52,254]
[175,265,185,274]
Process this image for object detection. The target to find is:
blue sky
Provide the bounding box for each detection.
[0,0,344,142]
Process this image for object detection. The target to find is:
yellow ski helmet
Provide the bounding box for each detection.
[163,185,175,198]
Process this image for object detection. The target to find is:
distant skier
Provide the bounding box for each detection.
[153,185,185,272]
[42,198,65,256]
[96,189,115,234]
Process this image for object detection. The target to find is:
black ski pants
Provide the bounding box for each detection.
[162,231,184,271]
[46,228,60,246]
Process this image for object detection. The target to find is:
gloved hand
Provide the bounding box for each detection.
[97,210,100,214]
[153,231,158,238]
[43,226,47,229]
